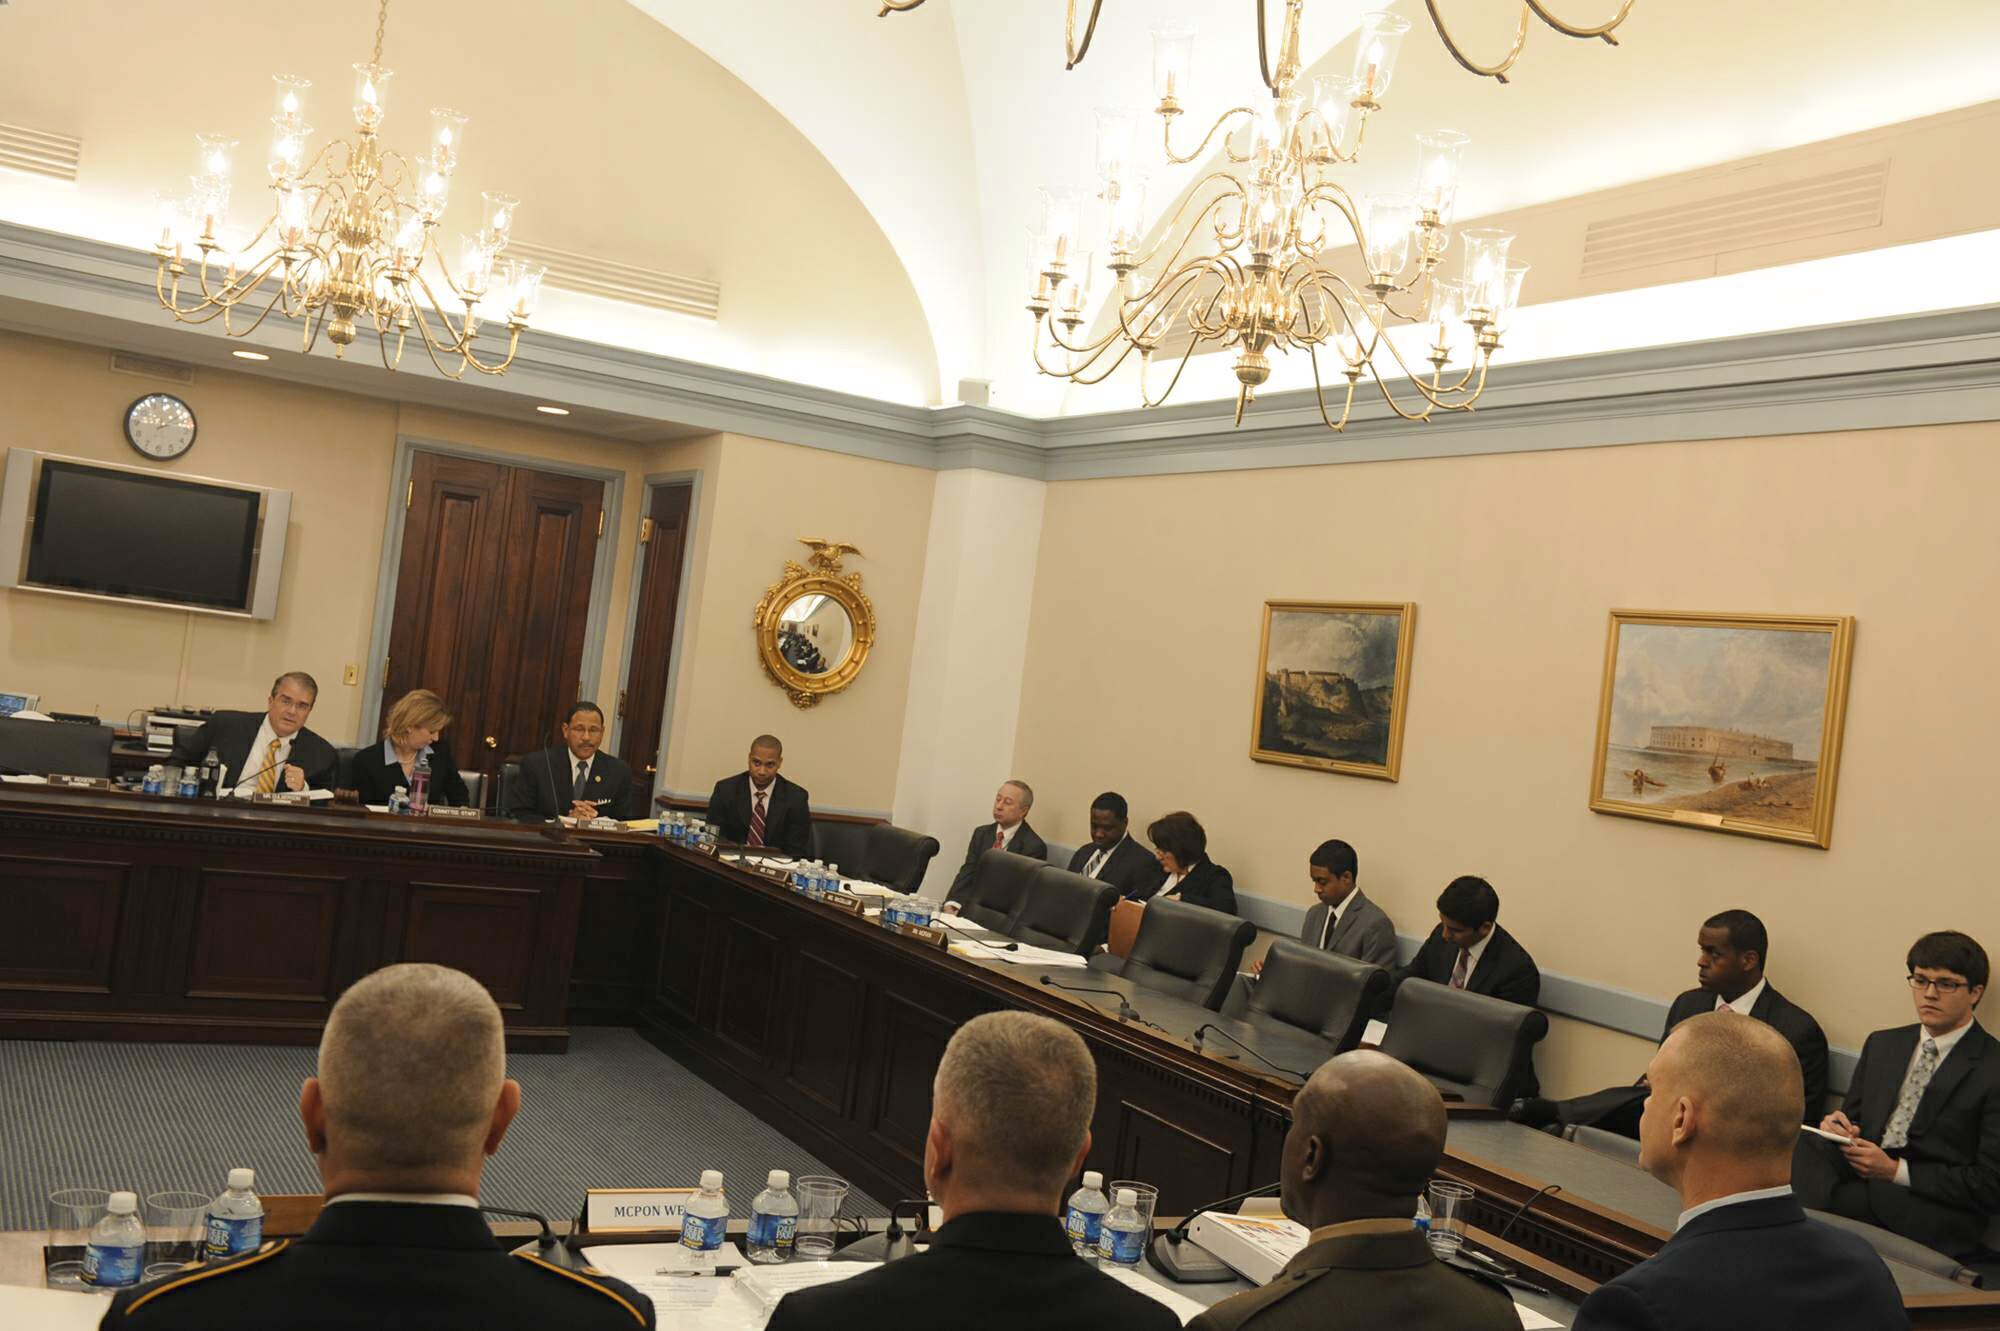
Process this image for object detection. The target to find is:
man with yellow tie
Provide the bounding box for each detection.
[171,671,340,796]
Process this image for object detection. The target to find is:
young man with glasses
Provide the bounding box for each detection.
[1794,930,1999,1262]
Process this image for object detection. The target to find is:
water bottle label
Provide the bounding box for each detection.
[1098,1223,1144,1265]
[1065,1206,1104,1248]
[142,778,164,795]
[206,1213,263,1257]
[748,1211,797,1251]
[680,1212,727,1252]
[83,1242,141,1287]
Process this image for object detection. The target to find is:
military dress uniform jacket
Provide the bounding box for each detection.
[1187,1222,1521,1331]
[100,1199,655,1331]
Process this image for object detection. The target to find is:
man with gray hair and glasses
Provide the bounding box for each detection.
[766,1011,1176,1331]
[103,963,654,1330]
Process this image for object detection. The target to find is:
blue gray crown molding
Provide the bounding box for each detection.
[3,221,1997,486]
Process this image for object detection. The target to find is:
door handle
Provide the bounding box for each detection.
[644,764,657,775]
[484,736,497,749]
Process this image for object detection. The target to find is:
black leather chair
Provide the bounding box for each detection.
[953,849,1044,931]
[1086,897,1255,1010]
[1003,866,1118,955]
[1805,1209,1979,1286]
[0,717,114,778]
[1378,978,1548,1107]
[1220,940,1388,1053]
[858,823,941,895]
[497,760,525,818]
[333,746,360,791]
[811,819,871,874]
[1561,1122,1641,1165]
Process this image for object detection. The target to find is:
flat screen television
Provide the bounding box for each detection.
[0,450,290,619]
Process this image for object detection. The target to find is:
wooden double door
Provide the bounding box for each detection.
[381,451,606,783]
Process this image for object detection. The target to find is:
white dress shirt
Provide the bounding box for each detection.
[226,717,292,796]
[1318,887,1360,950]
[1891,1016,1978,1187]
[1080,834,1129,880]
[1453,926,1495,980]
[326,1191,479,1209]
[1676,1184,1793,1231]
[994,821,1021,850]
[1716,977,1767,1014]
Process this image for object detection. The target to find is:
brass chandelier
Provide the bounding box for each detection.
[1027,2,1537,430]
[152,1,541,378]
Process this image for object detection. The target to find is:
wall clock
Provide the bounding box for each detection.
[124,393,197,460]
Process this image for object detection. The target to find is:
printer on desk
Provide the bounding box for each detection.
[146,708,214,753]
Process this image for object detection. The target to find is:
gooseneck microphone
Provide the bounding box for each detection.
[949,929,1020,953]
[1145,1179,1283,1283]
[480,1204,558,1249]
[1189,1024,1312,1082]
[1038,975,1138,1022]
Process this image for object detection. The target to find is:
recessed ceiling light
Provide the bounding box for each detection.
[535,405,571,416]
[231,350,271,361]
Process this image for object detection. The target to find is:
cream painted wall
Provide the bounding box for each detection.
[1012,421,2000,1090]
[655,434,936,814]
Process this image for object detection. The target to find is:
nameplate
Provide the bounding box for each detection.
[754,863,794,885]
[585,1187,696,1234]
[821,892,865,917]
[426,805,481,820]
[1670,809,1726,826]
[49,775,112,789]
[250,791,311,806]
[894,921,948,949]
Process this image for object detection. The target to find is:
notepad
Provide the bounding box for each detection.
[734,1260,880,1312]
[1101,1265,1211,1324]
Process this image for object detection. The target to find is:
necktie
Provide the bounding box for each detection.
[1882,1038,1941,1149]
[749,788,767,847]
[575,759,589,797]
[993,826,1005,850]
[1450,948,1471,989]
[1083,848,1107,879]
[254,737,282,794]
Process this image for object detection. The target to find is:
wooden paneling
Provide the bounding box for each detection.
[868,993,955,1175]
[784,950,865,1115]
[655,892,711,1023]
[1109,1101,1237,1205]
[186,869,343,1003]
[715,918,782,1062]
[0,854,130,992]
[399,882,544,1009]
[617,483,692,780]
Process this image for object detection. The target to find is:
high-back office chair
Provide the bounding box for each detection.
[1086,897,1256,1010]
[1378,978,1548,1107]
[858,824,941,895]
[333,746,360,791]
[953,849,1044,930]
[812,820,871,875]
[1219,940,1389,1052]
[1004,866,1118,955]
[0,716,115,778]
[495,760,525,817]
[1560,1122,1642,1166]
[1805,1208,1980,1286]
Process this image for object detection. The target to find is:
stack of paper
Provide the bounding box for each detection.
[1185,1211,1310,1285]
[1100,1265,1212,1325]
[734,1260,880,1313]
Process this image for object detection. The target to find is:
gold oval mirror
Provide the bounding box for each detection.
[754,539,877,708]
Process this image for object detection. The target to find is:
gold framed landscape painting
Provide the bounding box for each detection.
[1589,610,1856,848]
[1250,601,1415,781]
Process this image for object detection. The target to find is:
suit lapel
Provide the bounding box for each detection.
[1864,1028,1922,1136]
[1912,1023,1987,1138]
[1468,927,1508,992]
[222,716,257,786]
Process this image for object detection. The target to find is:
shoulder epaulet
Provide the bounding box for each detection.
[122,1239,291,1315]
[512,1250,649,1327]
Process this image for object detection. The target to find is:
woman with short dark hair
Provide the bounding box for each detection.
[1145,811,1237,914]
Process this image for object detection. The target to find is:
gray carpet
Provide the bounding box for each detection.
[0,1028,882,1231]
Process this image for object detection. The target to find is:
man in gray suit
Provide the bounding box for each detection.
[1257,840,1398,975]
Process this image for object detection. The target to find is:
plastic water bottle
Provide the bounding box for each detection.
[83,1191,144,1288]
[409,751,432,815]
[387,785,410,816]
[1098,1188,1145,1266]
[1414,1193,1432,1236]
[142,764,166,795]
[199,749,222,798]
[1065,1171,1110,1259]
[680,1169,729,1268]
[746,1169,799,1264]
[176,767,200,798]
[205,1167,264,1258]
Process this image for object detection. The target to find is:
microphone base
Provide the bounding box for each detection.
[1145,1234,1240,1283]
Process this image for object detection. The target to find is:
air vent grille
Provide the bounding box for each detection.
[505,239,720,320]
[1581,162,1888,279]
[0,121,82,182]
[108,352,195,384]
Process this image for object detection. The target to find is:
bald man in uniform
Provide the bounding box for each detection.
[102,964,653,1331]
[1189,1051,1520,1331]
[1573,1013,1905,1331]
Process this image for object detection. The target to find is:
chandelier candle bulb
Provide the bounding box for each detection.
[1151,25,1194,113]
[458,235,495,298]
[505,261,546,322]
[267,120,312,182]
[479,191,518,250]
[272,74,311,125]
[1351,12,1412,108]
[1308,76,1357,161]
[1413,130,1469,221]
[352,63,391,129]
[1360,192,1416,289]
[1094,107,1136,182]
[1458,228,1513,323]
[429,108,467,173]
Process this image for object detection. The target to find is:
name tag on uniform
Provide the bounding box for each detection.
[585,1187,697,1234]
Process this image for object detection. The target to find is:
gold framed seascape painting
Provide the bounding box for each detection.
[1250,601,1415,781]
[1589,610,1856,848]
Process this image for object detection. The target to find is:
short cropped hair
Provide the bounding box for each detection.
[1661,1011,1802,1160]
[934,1012,1095,1195]
[382,689,452,744]
[318,964,506,1170]
[1146,811,1207,865]
[751,734,783,755]
[1703,909,1769,965]
[1908,931,1989,992]
[271,671,319,700]
[1310,839,1358,880]
[565,701,604,725]
[1090,792,1129,821]
[1003,779,1035,810]
[1437,875,1499,928]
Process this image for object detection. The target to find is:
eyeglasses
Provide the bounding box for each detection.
[1907,974,1968,995]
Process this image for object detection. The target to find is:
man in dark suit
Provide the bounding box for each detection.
[706,734,812,856]
[1285,840,1398,970]
[1573,1012,1905,1331]
[502,702,637,822]
[1396,876,1539,1007]
[1189,1050,1518,1331]
[1515,910,1829,1133]
[103,963,653,1330]
[1796,930,1999,1263]
[946,780,1048,901]
[765,1011,1175,1331]
[1065,791,1165,901]
[171,671,339,795]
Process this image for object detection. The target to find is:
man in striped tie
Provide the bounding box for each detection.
[170,671,339,796]
[706,735,814,857]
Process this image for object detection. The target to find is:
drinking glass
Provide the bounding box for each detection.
[1108,1179,1159,1238]
[794,1175,850,1261]
[1425,1179,1473,1258]
[46,1188,109,1288]
[143,1192,211,1279]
